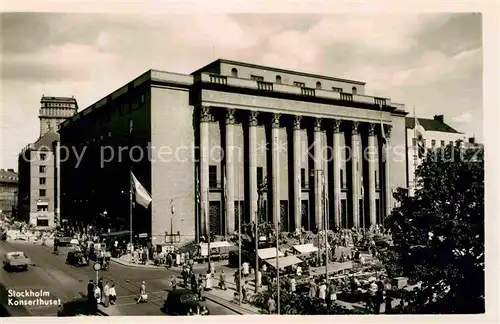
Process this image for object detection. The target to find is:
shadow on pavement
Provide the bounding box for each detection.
[57,293,99,317]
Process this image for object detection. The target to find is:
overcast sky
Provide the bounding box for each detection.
[0,12,483,170]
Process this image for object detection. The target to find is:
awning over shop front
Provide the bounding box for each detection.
[258,248,284,260]
[293,243,318,254]
[199,241,235,256]
[265,255,303,270]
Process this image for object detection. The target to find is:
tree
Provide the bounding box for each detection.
[382,141,484,313]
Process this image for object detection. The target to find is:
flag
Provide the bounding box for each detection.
[131,172,152,208]
[414,117,426,158]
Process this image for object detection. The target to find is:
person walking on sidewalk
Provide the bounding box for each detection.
[182,268,189,287]
[93,283,102,305]
[109,283,117,305]
[218,270,227,290]
[289,277,296,294]
[102,281,110,307]
[267,295,276,314]
[190,272,197,292]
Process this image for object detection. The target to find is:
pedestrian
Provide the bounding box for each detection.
[175,252,181,266]
[87,280,94,303]
[98,278,103,296]
[93,283,101,305]
[109,283,117,305]
[318,280,327,302]
[200,306,209,315]
[375,276,385,314]
[368,279,378,311]
[137,281,147,303]
[308,279,317,299]
[102,281,110,307]
[180,252,185,265]
[204,271,212,290]
[190,272,197,292]
[328,281,338,305]
[219,270,227,290]
[267,295,276,314]
[242,281,249,302]
[289,277,296,294]
[242,261,249,278]
[182,268,188,287]
[209,260,215,274]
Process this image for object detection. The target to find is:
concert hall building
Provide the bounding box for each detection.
[59,59,408,246]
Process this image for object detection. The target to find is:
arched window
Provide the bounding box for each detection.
[231,68,238,77]
[276,75,282,84]
[316,81,322,89]
[352,86,357,94]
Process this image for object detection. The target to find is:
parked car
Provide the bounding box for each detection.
[66,251,88,267]
[3,251,31,271]
[163,289,208,315]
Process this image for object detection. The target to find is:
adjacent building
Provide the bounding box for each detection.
[17,96,78,229]
[0,169,18,217]
[59,59,409,246]
[405,114,467,196]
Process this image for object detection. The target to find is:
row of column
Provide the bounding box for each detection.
[198,106,392,236]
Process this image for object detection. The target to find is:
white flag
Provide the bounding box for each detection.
[131,172,152,208]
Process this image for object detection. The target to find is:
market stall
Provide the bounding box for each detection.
[264,255,304,270]
[257,247,284,260]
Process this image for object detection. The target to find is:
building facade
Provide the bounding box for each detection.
[0,169,18,217]
[59,59,408,246]
[405,115,467,196]
[17,96,78,229]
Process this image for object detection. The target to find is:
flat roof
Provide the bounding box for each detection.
[191,58,366,85]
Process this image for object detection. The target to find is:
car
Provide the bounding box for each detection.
[66,251,88,267]
[3,251,31,271]
[163,289,209,316]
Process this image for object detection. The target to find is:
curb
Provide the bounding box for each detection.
[96,308,109,316]
[203,293,260,315]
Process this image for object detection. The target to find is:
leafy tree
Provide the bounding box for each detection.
[382,141,484,313]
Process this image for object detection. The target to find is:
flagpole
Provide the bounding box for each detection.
[195,166,199,245]
[129,170,133,263]
[413,106,418,194]
[323,173,328,284]
[237,161,242,305]
[274,135,280,315]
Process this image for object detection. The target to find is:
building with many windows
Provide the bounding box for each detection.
[17,96,78,229]
[405,115,468,196]
[59,59,408,246]
[0,169,18,218]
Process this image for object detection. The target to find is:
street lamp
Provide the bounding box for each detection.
[170,200,175,244]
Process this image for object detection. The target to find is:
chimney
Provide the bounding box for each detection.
[7,169,14,172]
[469,137,475,144]
[434,115,444,123]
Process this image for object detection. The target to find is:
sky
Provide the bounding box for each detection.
[0,12,483,170]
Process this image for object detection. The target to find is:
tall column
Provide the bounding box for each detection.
[200,106,211,236]
[313,118,323,230]
[351,121,360,228]
[332,119,341,228]
[384,125,392,218]
[271,113,281,227]
[54,140,61,228]
[293,115,302,232]
[368,123,377,226]
[248,111,259,223]
[225,109,236,234]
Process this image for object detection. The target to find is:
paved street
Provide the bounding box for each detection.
[0,241,236,316]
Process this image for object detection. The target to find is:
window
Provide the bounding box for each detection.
[301,168,306,189]
[36,219,49,227]
[293,81,305,87]
[332,87,343,92]
[40,153,46,161]
[231,68,238,77]
[39,166,46,173]
[250,75,264,81]
[209,165,217,188]
[37,206,48,212]
[352,86,358,94]
[39,177,46,185]
[441,140,446,147]
[316,81,322,89]
[39,189,46,197]
[431,139,436,148]
[276,75,282,84]
[257,167,264,185]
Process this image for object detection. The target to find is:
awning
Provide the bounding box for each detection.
[293,243,318,254]
[265,255,303,269]
[199,241,235,256]
[258,248,284,260]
